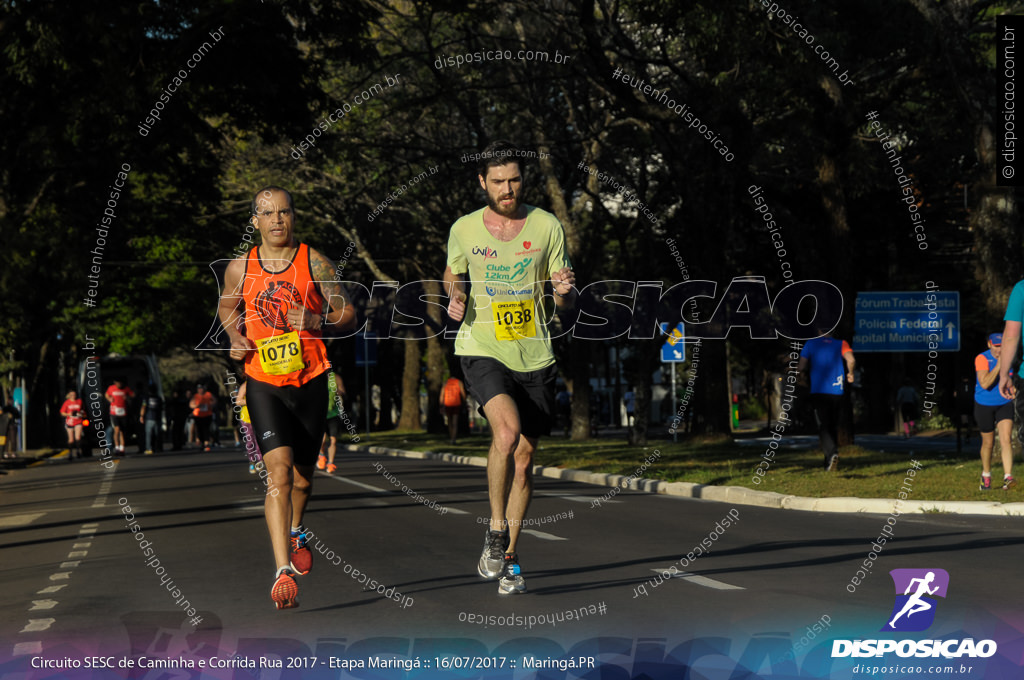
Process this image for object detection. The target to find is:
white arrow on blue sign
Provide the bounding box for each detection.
[660,323,686,363]
[853,291,960,352]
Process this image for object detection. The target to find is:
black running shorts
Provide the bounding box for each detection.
[246,372,328,465]
[326,416,343,440]
[460,356,557,439]
[974,401,1013,434]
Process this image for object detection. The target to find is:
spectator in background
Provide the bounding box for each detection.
[895,379,919,438]
[139,387,163,454]
[0,399,19,458]
[439,376,466,446]
[623,388,636,431]
[184,389,196,447]
[60,390,85,458]
[798,333,856,471]
[975,333,1015,491]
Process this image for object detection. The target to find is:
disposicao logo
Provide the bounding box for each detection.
[883,568,948,632]
[832,568,997,659]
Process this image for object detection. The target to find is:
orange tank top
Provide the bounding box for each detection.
[241,243,329,387]
[442,378,463,407]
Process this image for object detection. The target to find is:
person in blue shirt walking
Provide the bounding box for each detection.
[798,333,856,471]
[975,333,1015,490]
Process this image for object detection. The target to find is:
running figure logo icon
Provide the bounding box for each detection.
[882,568,949,632]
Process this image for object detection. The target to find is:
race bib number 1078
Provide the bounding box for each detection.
[257,331,304,375]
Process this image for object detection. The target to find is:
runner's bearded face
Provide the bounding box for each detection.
[479,162,524,218]
[252,190,295,248]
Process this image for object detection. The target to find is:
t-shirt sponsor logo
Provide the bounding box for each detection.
[515,240,540,256]
[471,245,498,259]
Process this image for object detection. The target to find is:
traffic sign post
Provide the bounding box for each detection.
[660,323,685,441]
[853,292,960,352]
[660,323,686,363]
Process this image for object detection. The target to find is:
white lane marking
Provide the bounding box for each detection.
[651,568,745,590]
[0,513,46,528]
[67,551,88,558]
[330,475,392,493]
[521,529,569,541]
[78,528,97,535]
[229,504,265,514]
[49,572,71,581]
[73,542,92,549]
[327,474,465,513]
[81,523,99,528]
[59,561,80,569]
[13,640,42,655]
[36,585,66,594]
[20,619,55,633]
[542,494,622,504]
[30,600,58,611]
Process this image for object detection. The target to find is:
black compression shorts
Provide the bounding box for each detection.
[326,416,343,440]
[461,356,557,439]
[246,372,328,466]
[974,401,1013,434]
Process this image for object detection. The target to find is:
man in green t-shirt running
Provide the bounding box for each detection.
[443,140,576,595]
[317,370,346,474]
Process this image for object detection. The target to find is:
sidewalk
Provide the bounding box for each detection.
[344,443,1024,518]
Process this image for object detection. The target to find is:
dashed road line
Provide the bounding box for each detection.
[521,529,569,541]
[20,619,55,633]
[36,585,66,594]
[650,568,745,590]
[0,512,47,527]
[13,469,113,656]
[13,641,42,655]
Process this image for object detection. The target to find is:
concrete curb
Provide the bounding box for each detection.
[344,444,1024,517]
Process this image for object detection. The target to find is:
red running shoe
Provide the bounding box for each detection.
[290,530,312,575]
[271,568,298,609]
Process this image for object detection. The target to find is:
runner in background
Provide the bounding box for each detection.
[317,370,346,474]
[975,333,1015,490]
[189,385,216,452]
[60,390,84,459]
[235,381,260,474]
[440,376,466,445]
[104,380,135,455]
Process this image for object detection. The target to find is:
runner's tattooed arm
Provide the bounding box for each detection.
[297,248,356,333]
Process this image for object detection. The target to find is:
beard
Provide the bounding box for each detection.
[486,190,522,218]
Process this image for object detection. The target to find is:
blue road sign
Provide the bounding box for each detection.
[660,323,686,362]
[853,291,960,352]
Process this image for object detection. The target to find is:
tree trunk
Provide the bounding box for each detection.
[694,339,731,434]
[570,343,592,440]
[423,279,447,434]
[397,338,421,430]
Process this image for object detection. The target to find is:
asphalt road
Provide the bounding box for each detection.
[1,446,1021,679]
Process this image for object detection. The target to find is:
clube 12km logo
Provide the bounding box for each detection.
[832,569,997,660]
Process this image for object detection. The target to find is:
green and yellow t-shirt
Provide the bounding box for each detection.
[446,206,571,372]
